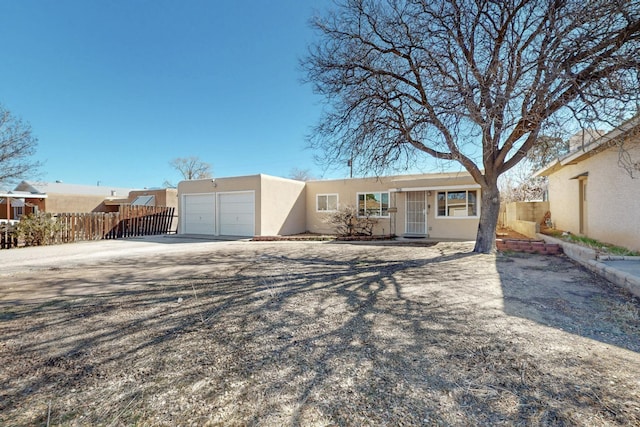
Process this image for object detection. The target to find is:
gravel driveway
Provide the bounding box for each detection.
[1,237,639,425]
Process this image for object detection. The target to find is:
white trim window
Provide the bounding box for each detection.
[316,193,338,212]
[357,192,390,217]
[436,190,479,218]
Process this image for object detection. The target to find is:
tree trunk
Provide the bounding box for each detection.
[473,182,501,253]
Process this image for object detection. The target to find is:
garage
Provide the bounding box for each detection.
[182,194,216,234]
[178,175,308,237]
[218,192,255,236]
[181,191,255,237]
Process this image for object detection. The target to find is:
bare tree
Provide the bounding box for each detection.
[615,122,640,178]
[499,134,567,202]
[526,135,569,172]
[289,167,315,181]
[499,166,547,203]
[168,157,212,186]
[0,104,40,186]
[303,0,640,252]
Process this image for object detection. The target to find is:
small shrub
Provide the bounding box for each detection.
[325,206,378,237]
[542,228,563,238]
[15,213,61,246]
[541,228,639,256]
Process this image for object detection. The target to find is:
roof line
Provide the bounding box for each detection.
[534,114,640,176]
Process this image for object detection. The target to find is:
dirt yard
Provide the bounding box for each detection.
[1,238,639,426]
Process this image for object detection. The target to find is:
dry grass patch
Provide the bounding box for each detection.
[1,241,639,425]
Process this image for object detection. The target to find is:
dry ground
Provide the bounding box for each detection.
[1,239,640,426]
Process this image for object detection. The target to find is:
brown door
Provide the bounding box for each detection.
[579,179,588,235]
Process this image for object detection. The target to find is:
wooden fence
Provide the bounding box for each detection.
[55,206,176,243]
[1,223,18,249]
[1,206,176,248]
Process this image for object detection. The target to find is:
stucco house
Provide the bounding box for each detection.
[535,116,640,252]
[2,181,135,216]
[0,181,178,226]
[177,171,481,240]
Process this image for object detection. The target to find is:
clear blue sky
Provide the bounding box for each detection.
[1,0,340,189]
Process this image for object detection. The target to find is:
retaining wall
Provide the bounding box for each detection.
[502,201,548,238]
[537,233,640,298]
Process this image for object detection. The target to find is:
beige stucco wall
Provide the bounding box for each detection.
[422,196,480,240]
[395,174,480,240]
[548,140,640,251]
[178,172,481,239]
[503,201,549,225]
[258,175,306,236]
[305,173,480,240]
[177,175,306,236]
[305,177,397,235]
[178,175,261,235]
[179,176,263,194]
[44,194,109,213]
[499,201,549,239]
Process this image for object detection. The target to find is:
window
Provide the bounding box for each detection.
[316,194,338,212]
[13,206,24,219]
[436,190,478,217]
[358,192,389,217]
[131,195,156,206]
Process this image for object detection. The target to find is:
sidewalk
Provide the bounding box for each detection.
[537,234,640,299]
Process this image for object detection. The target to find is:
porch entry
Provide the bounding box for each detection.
[405,191,427,235]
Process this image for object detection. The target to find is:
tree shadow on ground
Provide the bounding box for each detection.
[1,242,639,425]
[496,251,640,353]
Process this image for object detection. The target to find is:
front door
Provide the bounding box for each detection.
[406,191,427,235]
[579,178,588,235]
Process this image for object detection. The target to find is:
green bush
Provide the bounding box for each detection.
[542,228,640,256]
[15,213,61,246]
[564,234,640,256]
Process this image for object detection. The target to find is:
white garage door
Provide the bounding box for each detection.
[183,194,215,235]
[219,192,254,236]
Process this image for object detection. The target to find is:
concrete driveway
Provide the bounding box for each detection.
[0,235,235,273]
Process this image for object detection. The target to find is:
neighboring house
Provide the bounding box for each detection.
[536,116,640,252]
[0,189,47,222]
[0,181,178,230]
[10,181,135,214]
[103,188,178,210]
[177,172,481,240]
[105,188,179,231]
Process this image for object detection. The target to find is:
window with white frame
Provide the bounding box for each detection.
[316,194,338,212]
[436,190,478,217]
[358,192,389,217]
